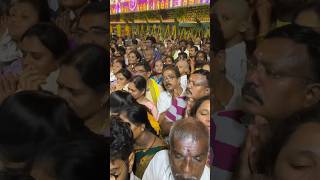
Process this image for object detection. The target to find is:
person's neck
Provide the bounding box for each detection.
[226,35,243,49]
[136,96,146,104]
[170,86,183,98]
[84,109,106,135]
[135,131,155,149]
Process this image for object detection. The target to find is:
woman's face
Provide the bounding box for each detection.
[20,36,57,76]
[57,65,104,120]
[196,52,206,62]
[112,62,122,74]
[116,73,128,87]
[128,53,138,67]
[127,82,144,100]
[154,60,163,74]
[8,2,39,40]
[274,122,320,180]
[164,57,173,65]
[196,100,210,131]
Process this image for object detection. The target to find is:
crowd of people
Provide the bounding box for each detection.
[109,24,211,179]
[0,0,108,179]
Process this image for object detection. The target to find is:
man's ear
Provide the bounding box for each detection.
[205,87,210,96]
[304,83,320,108]
[128,152,135,173]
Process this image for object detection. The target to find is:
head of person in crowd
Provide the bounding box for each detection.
[109,90,136,115]
[132,38,138,49]
[145,36,156,49]
[112,59,126,74]
[127,50,142,72]
[59,0,88,10]
[163,56,174,65]
[202,42,210,55]
[258,107,320,180]
[153,59,163,76]
[8,0,50,41]
[115,68,132,89]
[214,0,250,48]
[169,118,209,180]
[128,75,147,101]
[143,48,155,65]
[194,37,202,46]
[57,44,107,134]
[242,24,320,122]
[119,104,157,139]
[115,46,126,58]
[125,45,135,56]
[163,47,172,57]
[186,69,210,100]
[190,96,210,131]
[31,138,107,180]
[294,2,320,32]
[186,40,194,50]
[162,65,181,93]
[189,45,199,58]
[176,59,190,76]
[110,117,135,180]
[179,40,187,52]
[177,52,188,61]
[75,2,107,47]
[134,61,152,80]
[21,23,69,76]
[195,50,207,63]
[0,91,92,175]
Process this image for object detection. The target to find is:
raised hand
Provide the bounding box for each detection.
[18,68,47,91]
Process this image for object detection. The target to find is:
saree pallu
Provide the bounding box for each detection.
[148,79,160,106]
[134,146,167,179]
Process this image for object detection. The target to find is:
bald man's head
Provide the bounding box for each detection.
[169,118,209,179]
[169,117,209,150]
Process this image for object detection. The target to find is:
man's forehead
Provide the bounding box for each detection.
[172,136,207,154]
[255,38,309,65]
[190,74,206,80]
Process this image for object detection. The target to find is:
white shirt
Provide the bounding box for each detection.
[225,41,247,88]
[157,86,186,114]
[142,150,210,180]
[173,49,189,60]
[180,75,188,90]
[41,69,60,94]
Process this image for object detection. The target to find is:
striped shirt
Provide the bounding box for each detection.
[212,110,247,180]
